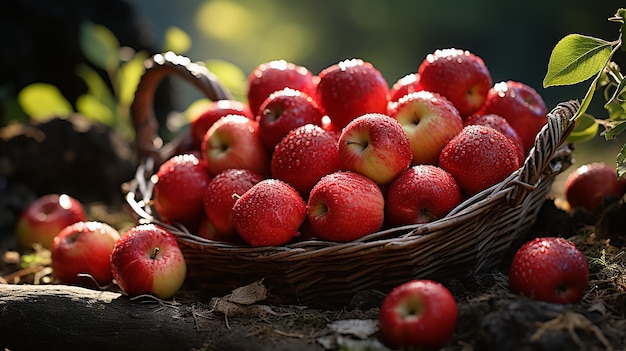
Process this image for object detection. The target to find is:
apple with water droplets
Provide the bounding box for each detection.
[110,224,187,299]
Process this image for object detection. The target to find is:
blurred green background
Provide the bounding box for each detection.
[132,0,619,111]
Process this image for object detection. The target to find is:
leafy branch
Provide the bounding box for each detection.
[544,8,626,178]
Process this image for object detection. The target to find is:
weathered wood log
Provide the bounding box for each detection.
[0,284,323,351]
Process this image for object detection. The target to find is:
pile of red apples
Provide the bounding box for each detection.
[13,48,552,300]
[157,47,549,247]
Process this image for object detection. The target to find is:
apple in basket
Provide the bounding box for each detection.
[509,237,589,304]
[476,80,548,153]
[257,87,325,150]
[16,193,87,250]
[378,279,458,349]
[387,90,464,165]
[564,162,626,213]
[190,99,254,150]
[203,168,264,239]
[153,153,212,231]
[385,165,462,225]
[307,171,385,242]
[338,113,413,185]
[417,48,493,118]
[201,114,270,177]
[51,221,120,287]
[387,72,423,103]
[464,113,525,164]
[110,224,187,299]
[247,59,318,117]
[232,179,307,247]
[439,125,520,195]
[271,124,342,198]
[317,58,389,130]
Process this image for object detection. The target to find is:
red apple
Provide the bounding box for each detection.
[509,237,589,304]
[378,279,458,349]
[232,179,307,247]
[564,162,625,213]
[317,58,389,129]
[247,60,318,116]
[110,224,187,299]
[190,100,254,150]
[439,125,520,195]
[201,114,270,176]
[271,124,342,197]
[196,216,246,245]
[203,168,264,238]
[307,171,385,242]
[16,193,87,250]
[338,113,413,185]
[464,113,525,164]
[51,221,120,286]
[417,48,492,118]
[153,153,212,230]
[387,72,423,102]
[385,165,462,225]
[476,80,548,153]
[257,87,325,150]
[387,91,464,165]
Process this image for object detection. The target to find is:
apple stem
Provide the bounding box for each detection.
[151,247,160,259]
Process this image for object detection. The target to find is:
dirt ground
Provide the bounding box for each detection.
[1,196,626,351]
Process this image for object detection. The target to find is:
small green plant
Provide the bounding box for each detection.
[544,8,626,179]
[16,22,193,139]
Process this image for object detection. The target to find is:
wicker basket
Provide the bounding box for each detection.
[126,52,578,306]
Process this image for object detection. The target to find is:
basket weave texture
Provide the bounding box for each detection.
[127,52,578,306]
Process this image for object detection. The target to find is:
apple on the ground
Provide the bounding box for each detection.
[51,221,120,287]
[509,237,589,304]
[378,279,458,349]
[564,162,626,213]
[110,224,187,299]
[16,193,87,250]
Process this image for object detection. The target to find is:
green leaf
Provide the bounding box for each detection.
[617,143,626,179]
[79,22,120,71]
[17,83,74,120]
[118,51,148,107]
[544,34,613,87]
[605,98,626,120]
[603,120,626,140]
[75,63,115,110]
[163,26,192,54]
[205,59,247,101]
[75,94,114,126]
[566,113,599,142]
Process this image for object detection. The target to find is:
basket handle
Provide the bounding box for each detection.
[508,99,579,206]
[130,51,233,166]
